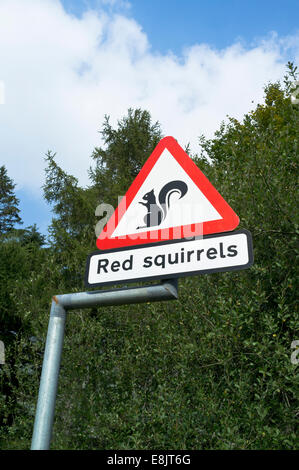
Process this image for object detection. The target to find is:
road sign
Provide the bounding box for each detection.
[96,136,239,250]
[86,229,253,288]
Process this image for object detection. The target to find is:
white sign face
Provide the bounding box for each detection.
[85,230,253,288]
[96,136,239,250]
[111,148,222,238]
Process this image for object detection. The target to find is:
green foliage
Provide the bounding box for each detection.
[0,65,298,450]
[43,151,96,249]
[283,61,298,96]
[89,108,163,207]
[2,225,46,248]
[197,75,298,322]
[0,165,22,234]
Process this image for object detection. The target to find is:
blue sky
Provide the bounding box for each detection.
[0,0,298,239]
[61,0,299,53]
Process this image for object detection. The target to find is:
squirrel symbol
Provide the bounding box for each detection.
[136,180,188,229]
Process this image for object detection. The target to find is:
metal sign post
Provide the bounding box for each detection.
[31,279,178,450]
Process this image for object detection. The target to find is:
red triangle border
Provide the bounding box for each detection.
[96,136,239,250]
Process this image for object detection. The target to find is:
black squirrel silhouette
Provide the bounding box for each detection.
[136,180,188,229]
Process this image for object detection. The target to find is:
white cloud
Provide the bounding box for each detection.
[0,0,298,195]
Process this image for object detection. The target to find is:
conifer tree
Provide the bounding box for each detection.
[0,165,22,234]
[89,108,163,206]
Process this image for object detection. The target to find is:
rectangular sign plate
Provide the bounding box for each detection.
[85,229,253,288]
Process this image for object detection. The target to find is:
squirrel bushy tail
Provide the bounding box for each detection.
[158,180,188,221]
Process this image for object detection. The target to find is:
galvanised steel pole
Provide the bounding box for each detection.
[30,300,66,450]
[31,279,178,450]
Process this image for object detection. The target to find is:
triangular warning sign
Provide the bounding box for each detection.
[96,136,239,250]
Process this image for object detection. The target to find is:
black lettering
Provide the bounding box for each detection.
[197,249,204,260]
[219,242,226,258]
[168,253,178,264]
[207,247,217,259]
[227,244,238,257]
[187,250,194,262]
[154,254,166,269]
[123,255,133,270]
[143,256,152,268]
[111,260,120,272]
[97,258,109,273]
[180,247,185,263]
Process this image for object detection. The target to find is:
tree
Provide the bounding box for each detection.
[43,151,96,252]
[2,224,46,247]
[42,109,163,275]
[89,108,163,207]
[196,65,298,359]
[20,224,46,247]
[0,166,22,234]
